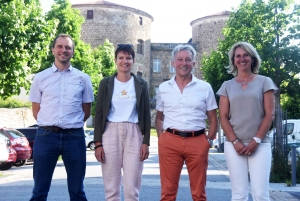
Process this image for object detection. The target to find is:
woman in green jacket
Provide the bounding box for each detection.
[94,44,151,201]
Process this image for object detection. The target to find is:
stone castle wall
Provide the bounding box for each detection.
[72,3,229,90]
[73,4,153,84]
[191,14,229,70]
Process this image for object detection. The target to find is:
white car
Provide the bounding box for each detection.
[0,138,8,162]
[212,130,225,152]
[85,130,95,150]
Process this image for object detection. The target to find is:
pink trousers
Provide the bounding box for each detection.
[101,122,143,201]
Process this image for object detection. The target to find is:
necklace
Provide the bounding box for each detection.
[236,75,252,85]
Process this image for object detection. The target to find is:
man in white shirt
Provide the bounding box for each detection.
[29,34,94,201]
[155,44,218,201]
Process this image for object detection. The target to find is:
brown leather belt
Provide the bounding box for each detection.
[39,126,81,133]
[166,128,205,137]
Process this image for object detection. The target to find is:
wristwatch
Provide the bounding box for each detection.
[253,137,261,144]
[207,139,213,146]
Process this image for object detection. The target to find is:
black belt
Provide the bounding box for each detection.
[39,126,82,133]
[166,128,205,137]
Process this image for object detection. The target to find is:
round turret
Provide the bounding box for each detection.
[72,0,153,83]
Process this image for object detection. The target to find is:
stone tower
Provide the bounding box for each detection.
[150,12,230,92]
[72,1,230,92]
[190,11,230,79]
[72,0,153,83]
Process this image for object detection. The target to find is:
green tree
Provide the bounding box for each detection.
[282,94,300,118]
[93,39,116,78]
[0,0,56,99]
[88,39,116,117]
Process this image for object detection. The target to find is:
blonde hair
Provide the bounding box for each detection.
[226,42,261,76]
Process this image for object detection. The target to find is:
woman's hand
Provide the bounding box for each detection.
[140,144,149,161]
[242,140,259,156]
[233,141,246,155]
[94,147,105,163]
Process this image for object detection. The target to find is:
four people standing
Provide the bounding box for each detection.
[28,37,277,200]
[29,34,94,201]
[93,44,151,201]
[217,42,277,201]
[155,44,218,201]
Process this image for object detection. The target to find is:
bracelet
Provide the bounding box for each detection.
[94,144,103,149]
[232,138,239,145]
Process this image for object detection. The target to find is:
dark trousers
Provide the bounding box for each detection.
[30,127,87,201]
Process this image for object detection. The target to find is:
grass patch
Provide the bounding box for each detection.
[150,128,157,137]
[0,172,10,178]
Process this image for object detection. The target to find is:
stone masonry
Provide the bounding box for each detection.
[72,1,230,98]
[72,1,153,84]
[0,108,36,129]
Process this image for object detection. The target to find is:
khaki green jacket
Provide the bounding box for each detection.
[94,73,151,145]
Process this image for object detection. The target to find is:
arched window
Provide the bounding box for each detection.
[137,39,144,55]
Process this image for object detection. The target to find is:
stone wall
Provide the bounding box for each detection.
[72,2,229,93]
[0,108,93,129]
[73,3,153,84]
[191,13,230,69]
[0,108,37,129]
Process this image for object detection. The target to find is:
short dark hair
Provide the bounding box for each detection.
[115,44,135,60]
[52,34,75,50]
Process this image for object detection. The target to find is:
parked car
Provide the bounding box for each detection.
[16,125,38,159]
[85,130,95,150]
[0,128,32,167]
[0,132,17,170]
[213,130,225,152]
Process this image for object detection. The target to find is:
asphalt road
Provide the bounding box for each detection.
[0,136,251,201]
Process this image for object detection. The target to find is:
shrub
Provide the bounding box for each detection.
[270,148,290,183]
[0,98,31,108]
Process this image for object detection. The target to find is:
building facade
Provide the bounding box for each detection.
[72,0,230,98]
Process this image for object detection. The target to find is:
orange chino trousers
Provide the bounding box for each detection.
[158,131,210,201]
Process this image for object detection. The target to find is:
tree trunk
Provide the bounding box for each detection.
[274,91,284,155]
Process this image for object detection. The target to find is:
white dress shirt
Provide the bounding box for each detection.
[156,75,217,131]
[29,64,94,129]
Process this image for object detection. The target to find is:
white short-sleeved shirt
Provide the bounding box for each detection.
[216,75,278,143]
[156,75,218,131]
[29,65,94,129]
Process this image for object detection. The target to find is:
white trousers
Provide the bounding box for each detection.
[224,141,272,201]
[101,122,144,201]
